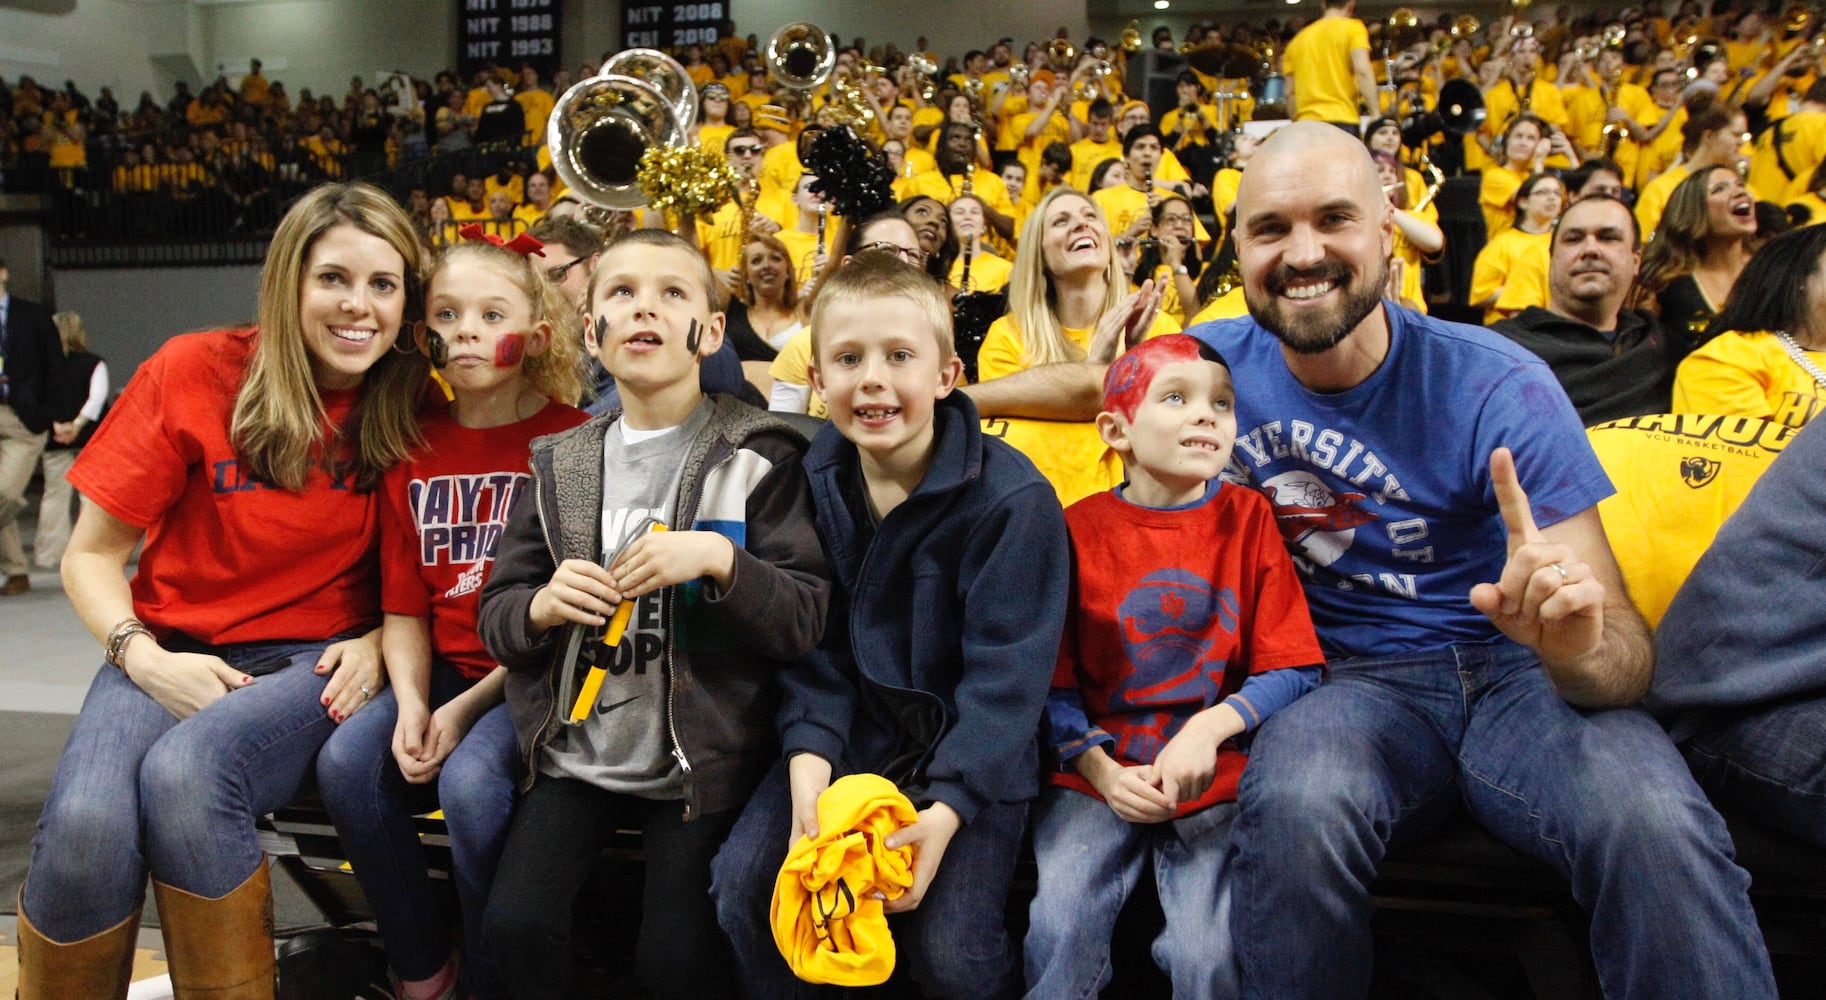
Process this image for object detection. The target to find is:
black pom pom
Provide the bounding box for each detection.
[804,125,897,222]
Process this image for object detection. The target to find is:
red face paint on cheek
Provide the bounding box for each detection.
[494,334,526,368]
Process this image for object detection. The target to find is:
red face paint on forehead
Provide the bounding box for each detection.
[1102,334,1227,420]
[494,333,526,368]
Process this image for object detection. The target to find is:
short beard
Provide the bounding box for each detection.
[1247,257,1388,355]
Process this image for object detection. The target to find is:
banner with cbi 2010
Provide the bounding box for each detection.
[622,2,730,50]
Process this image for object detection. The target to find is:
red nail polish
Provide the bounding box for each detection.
[321,696,330,705]
[242,676,251,685]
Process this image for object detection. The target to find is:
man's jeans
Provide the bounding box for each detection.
[1229,640,1776,1000]
[1681,691,1826,851]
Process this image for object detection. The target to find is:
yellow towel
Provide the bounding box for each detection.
[770,773,918,986]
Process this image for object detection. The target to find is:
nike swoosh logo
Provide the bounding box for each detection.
[598,696,640,713]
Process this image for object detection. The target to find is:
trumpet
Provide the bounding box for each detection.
[1008,62,1031,92]
[1121,20,1144,53]
[1049,38,1078,71]
[1075,60,1115,101]
[548,51,694,213]
[1452,15,1482,42]
[908,52,938,103]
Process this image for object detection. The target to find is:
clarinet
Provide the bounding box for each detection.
[960,237,974,293]
[815,203,829,257]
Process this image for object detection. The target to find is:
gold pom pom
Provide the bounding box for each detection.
[637,145,741,220]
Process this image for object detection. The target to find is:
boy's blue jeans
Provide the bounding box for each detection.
[24,639,339,941]
[711,759,1028,1000]
[315,668,518,999]
[1024,787,1238,1000]
[1228,640,1777,1000]
[1680,691,1826,851]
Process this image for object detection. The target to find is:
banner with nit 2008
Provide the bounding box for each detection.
[621,2,729,50]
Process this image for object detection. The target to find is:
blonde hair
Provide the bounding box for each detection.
[231,182,429,492]
[809,253,954,362]
[736,233,800,310]
[51,311,87,354]
[425,240,587,405]
[1006,186,1128,368]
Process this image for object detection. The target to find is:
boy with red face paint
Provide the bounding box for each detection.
[1024,333,1325,999]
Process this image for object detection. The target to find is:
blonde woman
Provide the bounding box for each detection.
[969,186,1179,504]
[18,182,426,999]
[33,311,108,571]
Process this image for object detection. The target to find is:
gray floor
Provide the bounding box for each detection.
[0,498,325,932]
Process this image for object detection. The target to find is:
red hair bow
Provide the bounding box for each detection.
[458,223,546,257]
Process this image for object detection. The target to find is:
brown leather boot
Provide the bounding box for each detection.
[14,889,142,1000]
[152,862,277,999]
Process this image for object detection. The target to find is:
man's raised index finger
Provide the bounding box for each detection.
[1490,447,1543,544]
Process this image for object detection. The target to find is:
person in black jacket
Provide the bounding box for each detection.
[1492,195,1684,426]
[35,310,108,571]
[0,256,60,595]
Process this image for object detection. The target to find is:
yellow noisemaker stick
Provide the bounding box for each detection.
[570,521,669,723]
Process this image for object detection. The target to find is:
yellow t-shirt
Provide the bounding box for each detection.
[974,311,1181,505]
[1587,413,1796,627]
[1634,163,1689,241]
[768,329,829,419]
[1470,226,1552,325]
[776,227,823,284]
[1091,185,1212,245]
[515,89,556,146]
[949,250,1013,292]
[1392,194,1437,315]
[1478,163,1529,241]
[1468,78,1571,173]
[1674,330,1826,430]
[1284,15,1371,124]
[1749,110,1826,204]
[906,169,1017,218]
[1189,285,1249,325]
[1067,137,1123,194]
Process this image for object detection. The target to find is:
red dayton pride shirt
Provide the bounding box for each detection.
[378,400,587,679]
[1050,483,1323,816]
[69,328,385,645]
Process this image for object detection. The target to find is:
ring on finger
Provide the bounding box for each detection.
[1550,562,1569,583]
[360,685,373,697]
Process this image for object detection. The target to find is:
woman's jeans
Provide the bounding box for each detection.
[316,667,518,998]
[24,638,341,940]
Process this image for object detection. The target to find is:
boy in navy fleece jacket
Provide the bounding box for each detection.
[711,254,1070,999]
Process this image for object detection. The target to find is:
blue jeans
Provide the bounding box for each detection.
[711,760,1029,1000]
[315,666,519,999]
[1680,691,1826,851]
[1024,786,1238,1000]
[24,638,341,941]
[1229,641,1776,1000]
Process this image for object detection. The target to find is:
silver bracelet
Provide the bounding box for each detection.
[105,617,153,670]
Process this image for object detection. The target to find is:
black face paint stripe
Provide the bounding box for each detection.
[426,328,450,368]
[685,318,701,354]
[594,315,609,347]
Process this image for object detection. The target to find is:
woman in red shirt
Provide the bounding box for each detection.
[16,182,427,999]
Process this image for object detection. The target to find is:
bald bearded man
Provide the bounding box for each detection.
[1187,123,1775,1000]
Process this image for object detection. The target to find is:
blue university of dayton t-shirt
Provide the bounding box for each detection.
[1190,302,1614,661]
